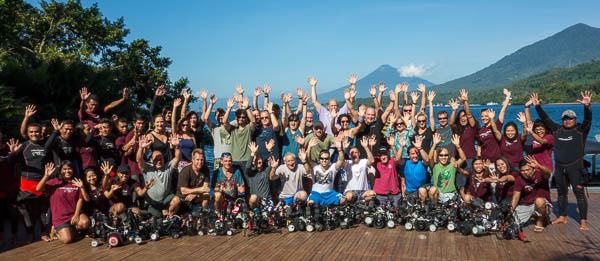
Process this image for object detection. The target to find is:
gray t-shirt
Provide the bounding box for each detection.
[275,164,306,199]
[210,125,231,159]
[143,161,175,202]
[244,157,272,198]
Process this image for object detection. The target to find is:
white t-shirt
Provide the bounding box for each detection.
[275,164,305,198]
[343,159,369,192]
[311,163,337,193]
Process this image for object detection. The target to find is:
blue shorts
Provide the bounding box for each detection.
[308,190,344,205]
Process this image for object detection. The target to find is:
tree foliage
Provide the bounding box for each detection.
[0,0,195,135]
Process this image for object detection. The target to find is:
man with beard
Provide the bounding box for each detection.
[78,87,128,129]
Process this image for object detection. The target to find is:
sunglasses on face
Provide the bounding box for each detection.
[403,109,412,113]
[562,117,575,121]
[319,157,330,161]
[439,154,449,157]
[261,117,270,120]
[438,117,447,120]
[417,120,427,123]
[289,119,298,122]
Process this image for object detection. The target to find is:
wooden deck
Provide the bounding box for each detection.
[1,193,600,260]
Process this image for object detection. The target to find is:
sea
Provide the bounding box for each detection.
[204,103,600,172]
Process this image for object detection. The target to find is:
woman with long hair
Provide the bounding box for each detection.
[36,161,90,244]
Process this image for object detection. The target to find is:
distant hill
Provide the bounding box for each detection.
[317,64,435,102]
[432,23,600,93]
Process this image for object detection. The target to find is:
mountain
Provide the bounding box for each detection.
[318,64,436,102]
[432,23,600,93]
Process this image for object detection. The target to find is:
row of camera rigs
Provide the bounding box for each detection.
[88,191,526,248]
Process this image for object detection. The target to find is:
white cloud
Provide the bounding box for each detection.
[398,62,437,77]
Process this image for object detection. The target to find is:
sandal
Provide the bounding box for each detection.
[533,225,544,232]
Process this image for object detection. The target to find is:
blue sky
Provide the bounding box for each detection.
[31,1,600,97]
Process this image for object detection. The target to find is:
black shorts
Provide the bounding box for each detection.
[56,222,72,231]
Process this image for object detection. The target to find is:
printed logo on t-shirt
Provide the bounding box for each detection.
[59,187,79,193]
[31,149,45,157]
[479,129,492,138]
[558,136,573,141]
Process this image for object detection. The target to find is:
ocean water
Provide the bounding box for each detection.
[205,103,600,172]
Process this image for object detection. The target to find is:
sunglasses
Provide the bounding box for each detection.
[182,124,189,127]
[439,154,449,157]
[319,157,330,161]
[403,109,412,112]
[417,120,427,123]
[289,119,298,122]
[261,117,270,120]
[438,117,447,120]
[562,117,575,121]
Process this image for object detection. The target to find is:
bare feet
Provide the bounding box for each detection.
[41,235,53,242]
[552,216,568,225]
[580,219,590,231]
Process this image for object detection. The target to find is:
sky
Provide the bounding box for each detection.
[30,0,600,97]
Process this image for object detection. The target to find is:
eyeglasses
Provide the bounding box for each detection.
[438,117,447,120]
[319,157,330,161]
[340,120,349,123]
[439,154,449,157]
[417,120,427,123]
[260,117,270,120]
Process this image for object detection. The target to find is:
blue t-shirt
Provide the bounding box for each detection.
[215,167,245,198]
[281,128,302,159]
[404,160,428,193]
[255,126,280,160]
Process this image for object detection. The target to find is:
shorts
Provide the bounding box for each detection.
[146,194,176,217]
[308,190,344,205]
[514,199,552,225]
[56,222,72,231]
[376,193,402,206]
[179,199,202,213]
[281,191,302,205]
[439,192,457,203]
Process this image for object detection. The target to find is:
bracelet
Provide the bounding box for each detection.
[265,95,269,98]
[303,103,307,106]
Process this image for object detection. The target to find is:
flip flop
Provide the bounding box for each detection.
[580,225,590,231]
[534,225,544,232]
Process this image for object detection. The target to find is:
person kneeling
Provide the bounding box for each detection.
[36,161,90,244]
[177,149,211,214]
[428,134,466,207]
[511,156,552,232]
[307,136,346,205]
[214,153,245,215]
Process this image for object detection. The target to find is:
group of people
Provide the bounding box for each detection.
[0,74,593,246]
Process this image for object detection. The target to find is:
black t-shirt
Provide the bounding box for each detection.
[193,121,206,150]
[45,131,77,165]
[11,140,47,181]
[356,118,384,158]
[413,127,433,154]
[108,178,140,207]
[177,164,210,198]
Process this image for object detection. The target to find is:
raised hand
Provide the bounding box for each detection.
[169,133,180,147]
[387,112,397,124]
[417,83,426,93]
[308,137,320,148]
[413,135,423,149]
[427,90,436,103]
[79,87,91,101]
[182,89,192,100]
[25,104,37,117]
[265,139,275,152]
[387,90,395,103]
[294,135,305,146]
[71,178,84,188]
[7,138,22,154]
[449,99,460,111]
[235,84,244,95]
[268,156,280,168]
[296,88,303,97]
[298,148,308,162]
[110,184,121,192]
[359,136,369,149]
[331,109,338,119]
[432,133,442,145]
[516,112,526,124]
[368,135,376,148]
[253,86,263,97]
[577,90,592,106]
[347,74,357,85]
[451,158,458,168]
[210,94,218,105]
[401,82,408,93]
[344,89,351,101]
[526,121,534,133]
[173,98,182,108]
[241,97,249,109]
[358,105,366,118]
[378,82,387,93]
[199,89,207,100]
[122,88,129,100]
[525,96,533,107]
[227,98,235,109]
[395,84,402,94]
[398,136,407,148]
[302,93,310,104]
[525,155,540,167]
[410,92,420,104]
[50,118,61,131]
[451,134,461,147]
[459,89,468,102]
[155,85,166,97]
[401,113,411,124]
[265,102,273,113]
[139,135,153,149]
[248,142,259,155]
[44,162,56,178]
[369,85,377,97]
[487,109,496,121]
[263,84,271,95]
[386,135,396,147]
[503,88,511,99]
[530,93,540,106]
[349,88,357,99]
[100,161,113,175]
[307,76,318,87]
[334,135,343,149]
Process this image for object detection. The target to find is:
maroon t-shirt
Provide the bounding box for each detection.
[115,134,127,166]
[108,178,140,207]
[477,120,502,161]
[500,136,524,168]
[85,186,108,215]
[78,109,104,129]
[531,134,554,173]
[75,139,98,171]
[497,170,519,201]
[467,171,490,200]
[459,122,478,158]
[46,178,82,227]
[124,131,141,176]
[513,170,551,205]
